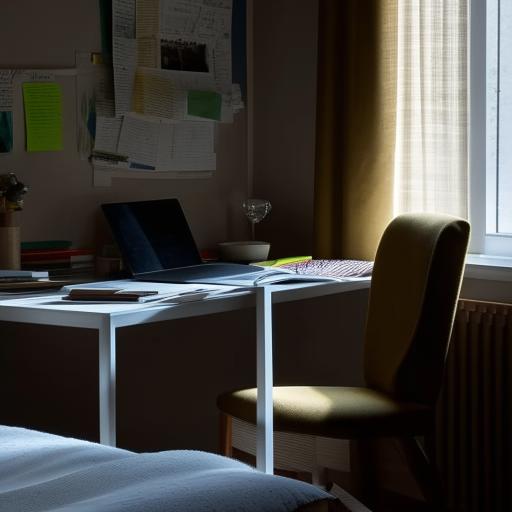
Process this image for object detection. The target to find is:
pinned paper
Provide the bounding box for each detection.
[116,113,216,170]
[22,82,63,152]
[187,90,222,121]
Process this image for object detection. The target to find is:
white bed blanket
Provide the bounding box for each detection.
[0,426,333,512]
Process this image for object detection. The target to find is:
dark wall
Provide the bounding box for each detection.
[252,0,319,257]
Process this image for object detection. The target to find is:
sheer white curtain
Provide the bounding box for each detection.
[394,0,468,217]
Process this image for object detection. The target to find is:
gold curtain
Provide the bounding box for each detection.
[314,0,398,260]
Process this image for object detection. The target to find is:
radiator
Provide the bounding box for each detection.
[437,299,512,512]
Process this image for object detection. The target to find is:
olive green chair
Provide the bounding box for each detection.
[217,213,470,508]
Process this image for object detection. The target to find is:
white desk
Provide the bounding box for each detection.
[0,279,370,473]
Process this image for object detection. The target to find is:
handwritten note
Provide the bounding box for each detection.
[136,0,159,38]
[94,116,123,154]
[133,68,183,119]
[22,82,63,152]
[112,0,137,116]
[173,121,215,156]
[0,71,14,111]
[113,0,136,38]
[116,113,216,170]
[117,113,160,166]
[137,37,159,67]
[113,37,137,116]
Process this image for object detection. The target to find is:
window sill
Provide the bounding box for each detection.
[464,254,512,282]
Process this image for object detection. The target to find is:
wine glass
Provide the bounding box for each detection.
[242,198,272,240]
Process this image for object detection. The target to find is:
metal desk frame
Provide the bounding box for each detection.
[0,279,369,473]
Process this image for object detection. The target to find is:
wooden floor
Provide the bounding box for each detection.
[372,491,433,512]
[231,449,439,512]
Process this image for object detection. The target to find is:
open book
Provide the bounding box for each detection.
[133,264,347,287]
[198,267,345,286]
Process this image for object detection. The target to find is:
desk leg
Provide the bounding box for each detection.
[98,318,116,446]
[256,286,273,474]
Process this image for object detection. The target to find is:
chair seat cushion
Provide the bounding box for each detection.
[217,386,433,438]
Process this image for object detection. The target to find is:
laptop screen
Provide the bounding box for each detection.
[101,199,203,275]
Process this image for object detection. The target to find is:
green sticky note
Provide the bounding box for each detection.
[22,82,63,152]
[187,90,222,121]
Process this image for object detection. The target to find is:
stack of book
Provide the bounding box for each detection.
[20,241,95,279]
[0,269,65,293]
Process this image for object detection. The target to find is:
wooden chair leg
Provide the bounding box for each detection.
[349,439,378,508]
[219,413,233,457]
[398,436,444,510]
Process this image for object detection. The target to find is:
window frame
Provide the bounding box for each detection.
[469,0,512,256]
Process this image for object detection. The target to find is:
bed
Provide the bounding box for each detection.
[0,426,353,512]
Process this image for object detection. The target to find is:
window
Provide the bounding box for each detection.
[470,0,512,255]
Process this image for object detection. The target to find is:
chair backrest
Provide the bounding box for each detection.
[363,213,470,405]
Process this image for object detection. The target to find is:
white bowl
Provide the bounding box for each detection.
[218,241,270,262]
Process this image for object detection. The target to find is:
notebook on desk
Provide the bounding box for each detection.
[101,198,340,286]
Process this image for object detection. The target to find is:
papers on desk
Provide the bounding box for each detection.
[63,288,211,304]
[60,280,241,304]
[59,271,357,305]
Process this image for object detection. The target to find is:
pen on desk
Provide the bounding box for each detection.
[155,290,211,303]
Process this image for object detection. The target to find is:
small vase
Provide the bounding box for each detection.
[0,212,20,270]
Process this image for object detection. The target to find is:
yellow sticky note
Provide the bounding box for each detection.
[22,82,63,152]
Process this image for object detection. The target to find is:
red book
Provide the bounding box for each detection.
[21,249,95,263]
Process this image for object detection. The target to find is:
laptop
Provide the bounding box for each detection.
[101,198,296,285]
